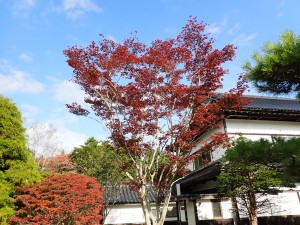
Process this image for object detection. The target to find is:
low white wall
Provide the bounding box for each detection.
[104,203,177,224]
[105,204,145,224]
[196,185,300,220]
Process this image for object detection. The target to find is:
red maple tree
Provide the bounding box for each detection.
[10,174,103,225]
[63,17,248,225]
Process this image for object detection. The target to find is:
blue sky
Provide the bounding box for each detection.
[1,0,299,152]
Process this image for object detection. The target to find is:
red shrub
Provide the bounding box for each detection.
[10,174,103,225]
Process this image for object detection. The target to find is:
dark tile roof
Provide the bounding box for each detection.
[104,185,156,204]
[225,96,300,121]
[244,96,300,112]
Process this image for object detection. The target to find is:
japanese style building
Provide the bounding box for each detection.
[173,96,300,225]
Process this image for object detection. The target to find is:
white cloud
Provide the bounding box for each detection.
[48,119,87,152]
[206,23,222,35]
[20,103,39,119]
[0,60,44,94]
[232,33,258,47]
[12,0,37,16]
[61,0,102,20]
[19,52,33,62]
[53,79,86,104]
[58,126,87,151]
[276,0,286,17]
[206,17,228,35]
[227,23,240,35]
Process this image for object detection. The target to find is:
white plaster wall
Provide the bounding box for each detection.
[221,200,233,219]
[226,119,300,138]
[196,185,300,220]
[104,203,177,224]
[212,119,300,160]
[193,120,300,221]
[179,208,186,222]
[188,124,225,169]
[186,200,197,225]
[191,125,225,155]
[190,119,300,167]
[196,199,232,220]
[104,204,145,224]
[196,200,213,220]
[267,191,300,216]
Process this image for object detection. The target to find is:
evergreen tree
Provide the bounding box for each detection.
[243,31,300,98]
[0,96,41,224]
[70,137,129,185]
[218,137,300,225]
[70,137,132,223]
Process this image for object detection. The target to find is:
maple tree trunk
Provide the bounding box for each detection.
[139,184,172,225]
[63,17,248,225]
[156,189,172,225]
[140,185,153,225]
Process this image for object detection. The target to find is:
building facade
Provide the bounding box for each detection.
[174,96,300,225]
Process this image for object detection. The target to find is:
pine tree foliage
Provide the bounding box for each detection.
[243,31,300,97]
[218,136,300,225]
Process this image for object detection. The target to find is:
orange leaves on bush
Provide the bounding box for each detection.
[10,174,103,225]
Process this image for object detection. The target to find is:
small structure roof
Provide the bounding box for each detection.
[104,185,156,204]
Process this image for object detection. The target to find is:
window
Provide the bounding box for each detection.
[211,200,222,218]
[194,150,212,170]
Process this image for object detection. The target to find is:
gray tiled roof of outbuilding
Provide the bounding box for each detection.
[104,185,156,204]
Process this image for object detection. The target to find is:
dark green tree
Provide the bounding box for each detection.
[70,137,129,185]
[217,137,300,225]
[0,96,41,224]
[70,137,132,222]
[243,31,300,98]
